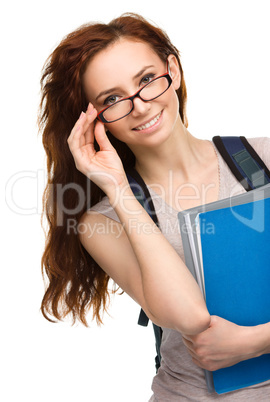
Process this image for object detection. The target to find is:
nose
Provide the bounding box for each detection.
[131,96,151,117]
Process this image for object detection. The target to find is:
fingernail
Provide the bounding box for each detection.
[87,103,93,114]
[79,111,84,119]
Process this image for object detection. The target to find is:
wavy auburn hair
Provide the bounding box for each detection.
[39,13,188,326]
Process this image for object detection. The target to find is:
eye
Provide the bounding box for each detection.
[140,73,156,86]
[104,95,120,106]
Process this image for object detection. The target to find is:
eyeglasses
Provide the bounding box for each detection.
[97,65,172,124]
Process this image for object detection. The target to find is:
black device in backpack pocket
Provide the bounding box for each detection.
[126,136,270,372]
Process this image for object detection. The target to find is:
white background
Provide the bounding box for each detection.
[2,1,270,401]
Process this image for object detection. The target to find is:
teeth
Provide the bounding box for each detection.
[135,111,161,131]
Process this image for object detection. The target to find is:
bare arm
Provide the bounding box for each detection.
[69,103,211,335]
[107,184,210,335]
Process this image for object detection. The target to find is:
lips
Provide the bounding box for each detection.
[133,111,162,131]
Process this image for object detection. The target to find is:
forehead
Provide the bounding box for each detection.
[83,39,163,99]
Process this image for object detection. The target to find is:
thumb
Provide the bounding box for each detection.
[94,121,114,151]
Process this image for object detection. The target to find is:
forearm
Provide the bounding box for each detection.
[232,321,270,364]
[248,321,270,357]
[108,183,210,335]
[225,321,270,366]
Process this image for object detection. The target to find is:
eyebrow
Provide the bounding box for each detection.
[95,65,155,102]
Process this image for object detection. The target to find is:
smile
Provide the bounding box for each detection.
[133,111,162,131]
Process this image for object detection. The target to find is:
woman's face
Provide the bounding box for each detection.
[83,39,181,148]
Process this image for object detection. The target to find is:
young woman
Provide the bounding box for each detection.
[39,13,270,400]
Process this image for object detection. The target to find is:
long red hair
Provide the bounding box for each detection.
[39,13,188,326]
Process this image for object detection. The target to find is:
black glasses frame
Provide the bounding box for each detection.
[97,68,172,124]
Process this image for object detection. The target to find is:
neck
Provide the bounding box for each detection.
[130,120,208,184]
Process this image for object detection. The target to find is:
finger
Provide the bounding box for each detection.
[68,106,97,151]
[79,103,97,146]
[191,356,205,369]
[182,338,194,352]
[94,120,114,151]
[84,108,98,145]
[67,112,87,151]
[182,333,197,343]
[86,101,95,115]
[69,103,96,139]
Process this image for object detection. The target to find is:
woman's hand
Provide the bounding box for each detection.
[67,103,128,197]
[182,316,269,371]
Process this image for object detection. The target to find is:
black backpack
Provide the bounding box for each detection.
[126,136,270,372]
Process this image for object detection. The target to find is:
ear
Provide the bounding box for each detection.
[167,54,181,91]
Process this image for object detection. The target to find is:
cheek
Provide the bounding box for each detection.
[106,122,127,142]
[172,92,180,115]
[164,88,180,120]
[159,85,179,109]
[105,90,180,141]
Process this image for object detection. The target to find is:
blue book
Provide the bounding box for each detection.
[178,184,270,394]
[198,197,270,394]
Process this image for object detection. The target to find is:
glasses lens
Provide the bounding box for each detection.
[103,99,133,123]
[140,76,170,101]
[101,76,170,122]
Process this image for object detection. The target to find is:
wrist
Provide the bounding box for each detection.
[243,322,270,359]
[107,179,134,209]
[254,322,270,356]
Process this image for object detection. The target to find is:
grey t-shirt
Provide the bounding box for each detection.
[90,138,270,401]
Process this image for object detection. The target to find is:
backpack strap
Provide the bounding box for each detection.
[126,167,159,226]
[213,136,270,191]
[126,167,163,372]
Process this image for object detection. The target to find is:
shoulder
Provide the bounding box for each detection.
[247,137,270,169]
[78,196,121,241]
